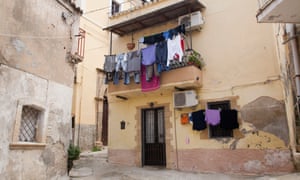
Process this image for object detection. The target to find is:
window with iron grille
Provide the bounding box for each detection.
[207,101,233,138]
[19,106,41,142]
[10,99,48,150]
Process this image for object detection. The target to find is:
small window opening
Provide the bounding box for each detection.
[111,1,120,15]
[19,106,41,142]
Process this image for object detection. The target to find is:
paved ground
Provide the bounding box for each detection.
[69,147,300,180]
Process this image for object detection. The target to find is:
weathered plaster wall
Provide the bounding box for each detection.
[77,124,96,151]
[108,94,294,174]
[241,96,289,145]
[0,65,72,179]
[0,0,79,178]
[0,0,76,87]
[177,149,293,175]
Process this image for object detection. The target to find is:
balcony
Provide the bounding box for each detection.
[256,0,300,23]
[103,0,205,36]
[108,65,202,98]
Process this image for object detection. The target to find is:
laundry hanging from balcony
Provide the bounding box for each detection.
[103,24,189,92]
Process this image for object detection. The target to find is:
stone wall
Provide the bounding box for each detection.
[0,0,81,179]
[0,0,79,87]
[0,65,73,179]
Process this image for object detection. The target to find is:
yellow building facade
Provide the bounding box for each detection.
[72,0,109,150]
[74,0,299,174]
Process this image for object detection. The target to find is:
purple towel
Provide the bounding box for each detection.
[205,109,221,126]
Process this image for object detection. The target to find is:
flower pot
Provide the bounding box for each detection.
[127,43,135,50]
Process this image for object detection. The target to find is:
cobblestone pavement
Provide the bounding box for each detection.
[69,148,300,180]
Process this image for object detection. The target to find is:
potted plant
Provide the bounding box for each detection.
[187,50,205,69]
[127,33,135,50]
[67,144,81,173]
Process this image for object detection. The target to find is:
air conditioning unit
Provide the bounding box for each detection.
[178,11,204,31]
[173,90,198,108]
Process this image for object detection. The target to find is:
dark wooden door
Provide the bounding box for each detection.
[142,108,166,166]
[101,96,108,145]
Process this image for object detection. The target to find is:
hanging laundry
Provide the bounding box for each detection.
[220,109,239,129]
[181,113,189,124]
[127,50,141,84]
[155,41,168,73]
[104,55,116,84]
[180,35,185,52]
[167,34,184,67]
[113,53,127,85]
[143,32,164,45]
[145,64,154,81]
[165,24,186,39]
[141,65,160,92]
[142,45,156,66]
[205,109,221,126]
[104,55,116,72]
[191,110,207,131]
[127,50,141,72]
[141,24,185,44]
[163,31,170,40]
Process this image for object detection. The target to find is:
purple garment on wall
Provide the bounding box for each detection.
[205,109,221,126]
[141,65,160,92]
[142,45,156,65]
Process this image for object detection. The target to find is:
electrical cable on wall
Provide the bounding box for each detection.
[0,33,69,39]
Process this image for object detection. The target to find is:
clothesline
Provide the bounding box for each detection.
[138,24,186,45]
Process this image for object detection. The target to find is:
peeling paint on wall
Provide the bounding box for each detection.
[240,96,289,145]
[0,65,72,179]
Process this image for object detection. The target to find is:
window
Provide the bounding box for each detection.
[10,99,48,149]
[207,101,233,138]
[111,1,120,15]
[141,0,154,4]
[19,106,41,142]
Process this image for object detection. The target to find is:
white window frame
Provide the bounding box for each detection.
[110,0,123,16]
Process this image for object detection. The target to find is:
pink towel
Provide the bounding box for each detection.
[205,109,221,126]
[141,65,160,92]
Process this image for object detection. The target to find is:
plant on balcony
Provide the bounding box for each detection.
[187,50,205,69]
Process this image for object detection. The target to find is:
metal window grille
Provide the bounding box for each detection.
[19,106,40,142]
[144,108,165,144]
[145,110,155,143]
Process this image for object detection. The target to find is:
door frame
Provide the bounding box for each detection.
[141,107,166,166]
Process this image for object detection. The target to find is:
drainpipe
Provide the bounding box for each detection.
[173,110,179,170]
[286,24,300,99]
[110,31,113,55]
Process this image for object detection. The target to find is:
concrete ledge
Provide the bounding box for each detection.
[9,142,46,150]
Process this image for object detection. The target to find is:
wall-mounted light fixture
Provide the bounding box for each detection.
[120,120,126,130]
[149,102,154,108]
